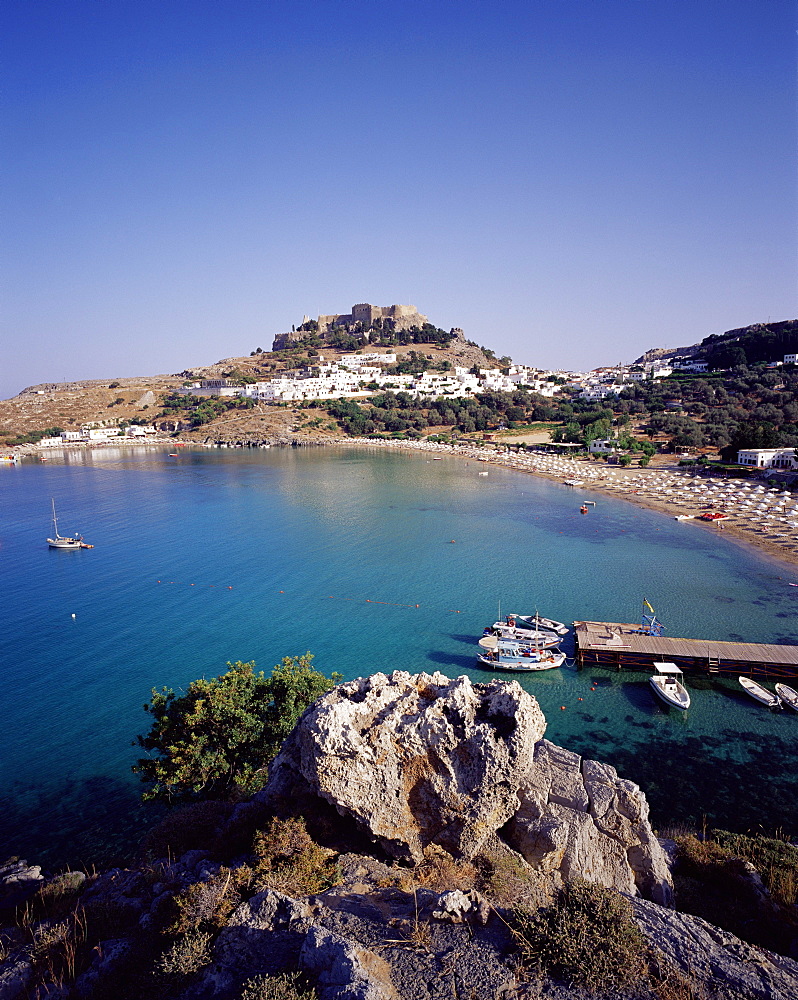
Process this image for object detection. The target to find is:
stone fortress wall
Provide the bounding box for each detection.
[273,303,429,350]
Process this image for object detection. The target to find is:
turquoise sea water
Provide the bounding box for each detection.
[1,445,797,868]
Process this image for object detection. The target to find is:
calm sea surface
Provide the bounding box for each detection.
[1,445,797,868]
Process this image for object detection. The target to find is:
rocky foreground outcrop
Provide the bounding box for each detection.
[2,671,797,1000]
[262,671,672,905]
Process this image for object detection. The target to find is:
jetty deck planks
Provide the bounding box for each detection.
[574,620,798,678]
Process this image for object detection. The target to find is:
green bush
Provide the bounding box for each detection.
[135,655,340,803]
[511,879,647,994]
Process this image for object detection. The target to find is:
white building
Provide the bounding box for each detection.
[339,353,397,367]
[579,385,623,401]
[784,354,797,365]
[589,439,619,454]
[737,448,797,469]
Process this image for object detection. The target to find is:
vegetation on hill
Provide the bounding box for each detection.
[156,392,255,427]
[290,319,458,351]
[672,828,798,955]
[700,319,798,370]
[134,655,341,803]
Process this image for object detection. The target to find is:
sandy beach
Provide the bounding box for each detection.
[332,437,798,573]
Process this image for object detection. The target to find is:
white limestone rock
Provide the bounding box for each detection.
[505,740,673,905]
[263,671,547,863]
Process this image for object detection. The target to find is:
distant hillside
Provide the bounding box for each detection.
[636,319,798,369]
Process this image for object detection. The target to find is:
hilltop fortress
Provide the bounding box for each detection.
[272,302,429,350]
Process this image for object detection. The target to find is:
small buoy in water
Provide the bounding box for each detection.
[71,613,76,619]
[590,686,596,691]
[578,697,584,701]
[560,706,566,711]
[450,540,456,543]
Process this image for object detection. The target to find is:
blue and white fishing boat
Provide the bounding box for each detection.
[477,635,566,672]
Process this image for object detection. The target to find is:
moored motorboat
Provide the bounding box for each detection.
[477,635,565,672]
[510,613,569,636]
[775,683,798,713]
[738,676,781,709]
[649,662,690,710]
[483,618,561,648]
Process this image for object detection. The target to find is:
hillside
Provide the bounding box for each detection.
[636,319,798,367]
[0,339,500,448]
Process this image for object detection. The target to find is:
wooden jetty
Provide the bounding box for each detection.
[574,621,798,679]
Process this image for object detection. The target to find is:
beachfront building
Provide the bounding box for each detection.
[784,354,797,365]
[737,448,798,469]
[589,438,619,455]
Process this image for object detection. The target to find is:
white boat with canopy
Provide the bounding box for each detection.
[649,662,690,710]
[477,635,566,672]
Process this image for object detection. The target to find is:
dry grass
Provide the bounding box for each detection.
[511,879,648,996]
[240,971,317,1000]
[250,816,339,897]
[156,929,213,976]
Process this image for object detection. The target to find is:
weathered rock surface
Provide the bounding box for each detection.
[262,671,671,905]
[203,880,521,1000]
[506,740,673,905]
[631,895,798,1000]
[262,671,547,863]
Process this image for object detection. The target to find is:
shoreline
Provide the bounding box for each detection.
[324,437,798,574]
[15,433,798,573]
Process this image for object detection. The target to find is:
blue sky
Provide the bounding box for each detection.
[2,0,796,398]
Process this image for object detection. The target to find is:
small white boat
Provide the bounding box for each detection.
[649,662,690,710]
[477,635,565,672]
[738,676,781,709]
[564,479,584,486]
[483,619,561,648]
[47,499,87,550]
[511,613,570,636]
[775,683,798,713]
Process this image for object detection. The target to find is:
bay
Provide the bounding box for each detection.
[1,445,797,868]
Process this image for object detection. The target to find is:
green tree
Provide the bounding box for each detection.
[134,654,340,803]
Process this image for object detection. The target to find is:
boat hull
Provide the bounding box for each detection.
[738,677,781,708]
[775,683,798,712]
[47,537,83,549]
[477,651,565,672]
[649,677,690,710]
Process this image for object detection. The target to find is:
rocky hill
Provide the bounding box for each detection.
[635,319,798,367]
[0,340,499,449]
[1,671,795,1000]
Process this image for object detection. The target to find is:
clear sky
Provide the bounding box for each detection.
[2,0,796,398]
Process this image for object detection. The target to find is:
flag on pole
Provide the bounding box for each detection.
[643,599,655,614]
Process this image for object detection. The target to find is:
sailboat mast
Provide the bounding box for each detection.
[51,498,59,538]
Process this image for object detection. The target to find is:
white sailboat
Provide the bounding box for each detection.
[47,499,86,550]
